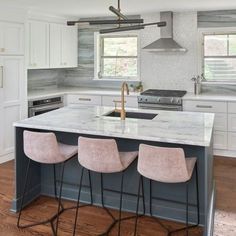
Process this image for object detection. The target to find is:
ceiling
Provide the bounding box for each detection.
[1,0,236,17]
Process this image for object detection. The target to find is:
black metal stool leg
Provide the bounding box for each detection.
[53,164,57,199]
[196,163,200,225]
[73,167,85,236]
[134,175,141,236]
[118,171,124,236]
[17,158,31,228]
[88,170,93,205]
[141,176,145,215]
[186,181,189,236]
[169,162,200,235]
[55,162,66,235]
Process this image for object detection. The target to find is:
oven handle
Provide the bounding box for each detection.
[29,103,64,117]
[138,104,182,111]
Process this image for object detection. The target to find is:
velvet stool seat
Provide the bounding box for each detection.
[17,130,78,236]
[134,144,200,236]
[71,136,138,236]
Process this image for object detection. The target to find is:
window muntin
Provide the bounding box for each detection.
[99,35,139,79]
[203,34,236,81]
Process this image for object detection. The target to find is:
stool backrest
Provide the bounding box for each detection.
[78,137,123,173]
[24,131,64,164]
[138,144,189,183]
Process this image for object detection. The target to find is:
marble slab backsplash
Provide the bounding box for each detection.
[201,83,236,95]
[28,69,66,91]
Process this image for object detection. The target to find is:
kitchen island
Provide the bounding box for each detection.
[13,105,215,236]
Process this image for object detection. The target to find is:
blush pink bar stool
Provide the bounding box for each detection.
[134,144,200,236]
[17,130,78,236]
[72,137,139,236]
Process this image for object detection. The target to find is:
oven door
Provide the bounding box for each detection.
[28,103,64,117]
[138,103,182,111]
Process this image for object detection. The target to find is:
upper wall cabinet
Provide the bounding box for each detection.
[28,21,49,69]
[28,21,78,69]
[0,22,24,55]
[50,24,77,68]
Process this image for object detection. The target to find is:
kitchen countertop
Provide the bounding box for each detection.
[183,92,236,102]
[14,105,214,147]
[28,87,140,101]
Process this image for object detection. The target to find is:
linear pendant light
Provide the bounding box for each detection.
[67,0,166,33]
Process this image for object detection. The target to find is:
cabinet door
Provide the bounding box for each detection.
[28,21,49,69]
[228,114,236,132]
[228,132,236,151]
[0,22,24,55]
[0,56,25,157]
[50,23,62,68]
[213,131,227,150]
[214,113,227,131]
[61,26,77,68]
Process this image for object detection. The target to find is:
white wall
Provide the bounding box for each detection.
[140,12,198,92]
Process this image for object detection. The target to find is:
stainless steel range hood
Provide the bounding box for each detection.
[143,11,187,52]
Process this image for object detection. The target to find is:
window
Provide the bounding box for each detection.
[203,33,236,81]
[95,34,139,80]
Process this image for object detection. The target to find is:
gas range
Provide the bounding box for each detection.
[138,89,187,111]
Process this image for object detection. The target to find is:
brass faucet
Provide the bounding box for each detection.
[113,82,129,120]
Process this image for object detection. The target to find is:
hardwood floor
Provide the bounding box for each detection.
[1,156,234,236]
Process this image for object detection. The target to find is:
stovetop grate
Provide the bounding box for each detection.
[141,89,187,97]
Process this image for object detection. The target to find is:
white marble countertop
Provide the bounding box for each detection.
[28,87,140,101]
[183,92,236,102]
[14,105,214,147]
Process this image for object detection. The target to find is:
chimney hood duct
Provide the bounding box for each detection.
[143,11,187,52]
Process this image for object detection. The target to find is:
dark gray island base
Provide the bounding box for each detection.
[13,127,214,236]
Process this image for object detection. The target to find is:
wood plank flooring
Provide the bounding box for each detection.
[1,156,234,236]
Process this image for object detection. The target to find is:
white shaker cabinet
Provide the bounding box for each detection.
[50,24,77,68]
[61,25,77,68]
[28,21,49,69]
[183,99,228,153]
[0,56,26,162]
[28,21,77,69]
[0,22,24,55]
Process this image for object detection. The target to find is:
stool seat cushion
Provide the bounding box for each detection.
[119,151,138,170]
[186,157,197,178]
[58,143,78,161]
[23,131,77,164]
[78,137,138,173]
[138,144,197,183]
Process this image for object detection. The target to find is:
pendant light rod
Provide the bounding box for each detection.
[100,21,166,34]
[67,19,143,26]
[109,6,128,20]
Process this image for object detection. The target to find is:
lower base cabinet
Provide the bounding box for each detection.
[228,132,236,151]
[213,131,227,150]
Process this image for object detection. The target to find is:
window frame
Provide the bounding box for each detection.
[199,27,236,84]
[94,32,141,81]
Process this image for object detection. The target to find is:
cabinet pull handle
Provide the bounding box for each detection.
[0,66,3,88]
[78,98,91,101]
[0,48,5,53]
[196,105,212,109]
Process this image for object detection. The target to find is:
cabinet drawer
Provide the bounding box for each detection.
[67,94,102,105]
[228,132,236,150]
[214,113,227,131]
[102,96,138,108]
[183,100,227,113]
[213,131,227,150]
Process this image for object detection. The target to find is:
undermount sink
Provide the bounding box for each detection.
[104,111,158,120]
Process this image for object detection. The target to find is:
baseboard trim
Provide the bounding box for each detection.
[0,152,14,164]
